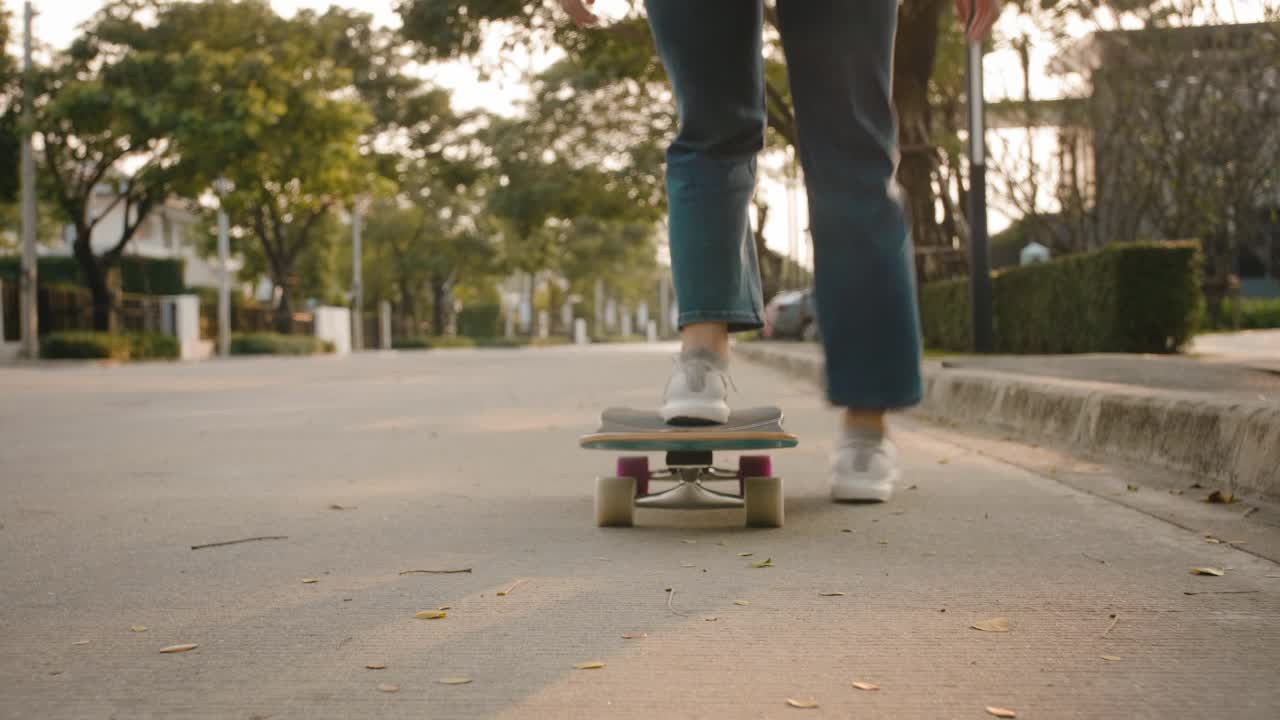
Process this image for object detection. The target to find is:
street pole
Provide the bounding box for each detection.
[19,1,38,360]
[351,202,364,352]
[215,179,232,357]
[966,15,995,353]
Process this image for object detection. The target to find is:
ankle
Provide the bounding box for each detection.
[680,322,730,360]
[842,410,887,437]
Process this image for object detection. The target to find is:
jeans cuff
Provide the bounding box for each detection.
[677,310,764,333]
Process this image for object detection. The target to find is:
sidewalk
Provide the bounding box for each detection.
[735,340,1280,500]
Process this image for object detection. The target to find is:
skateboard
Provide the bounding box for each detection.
[579,407,798,528]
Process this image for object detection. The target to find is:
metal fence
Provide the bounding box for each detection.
[197,303,316,340]
[1,284,175,339]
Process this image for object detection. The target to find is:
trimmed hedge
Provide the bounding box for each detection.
[920,241,1202,354]
[0,256,185,295]
[391,335,573,350]
[457,304,502,338]
[41,331,179,361]
[1203,297,1280,331]
[230,333,334,356]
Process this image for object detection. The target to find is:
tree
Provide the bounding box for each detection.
[397,0,971,281]
[126,0,375,330]
[993,0,1280,320]
[34,1,199,329]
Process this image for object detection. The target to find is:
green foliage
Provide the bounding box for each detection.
[0,256,184,295]
[1202,298,1280,331]
[230,333,334,356]
[41,331,178,361]
[920,241,1203,354]
[391,336,433,350]
[457,303,502,338]
[424,335,477,349]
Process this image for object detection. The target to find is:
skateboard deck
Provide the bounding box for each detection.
[579,406,799,452]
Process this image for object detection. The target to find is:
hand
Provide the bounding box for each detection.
[558,0,599,27]
[955,0,1002,42]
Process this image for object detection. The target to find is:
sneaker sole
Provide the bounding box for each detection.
[660,400,730,425]
[830,469,899,503]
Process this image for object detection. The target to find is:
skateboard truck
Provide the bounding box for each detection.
[635,464,746,510]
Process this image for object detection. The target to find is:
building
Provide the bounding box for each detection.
[52,182,237,289]
[994,22,1280,298]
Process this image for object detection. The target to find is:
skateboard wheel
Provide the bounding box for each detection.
[738,455,772,496]
[744,476,783,528]
[616,456,650,497]
[595,476,636,527]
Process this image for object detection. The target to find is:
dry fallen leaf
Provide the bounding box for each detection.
[365,663,387,670]
[1204,537,1222,544]
[938,458,950,465]
[72,640,91,646]
[681,539,697,544]
[818,592,847,597]
[851,681,880,691]
[497,579,528,597]
[704,616,719,622]
[972,617,1011,633]
[733,599,750,606]
[437,677,473,685]
[159,643,198,654]
[621,633,647,640]
[437,605,451,611]
[415,610,448,620]
[1189,567,1225,576]
[301,578,319,584]
[378,683,400,693]
[878,540,889,545]
[738,552,754,557]
[1204,490,1235,504]
[986,707,1017,718]
[751,558,774,568]
[130,625,148,633]
[1126,484,1139,492]
[680,563,696,568]
[1100,655,1122,661]
[786,698,819,709]
[574,661,605,670]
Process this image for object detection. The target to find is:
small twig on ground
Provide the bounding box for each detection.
[1102,613,1120,638]
[337,636,352,650]
[191,536,288,551]
[1082,553,1107,565]
[399,568,472,575]
[666,588,687,616]
[1183,590,1260,596]
[1242,507,1258,518]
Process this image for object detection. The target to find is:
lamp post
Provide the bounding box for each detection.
[19,1,38,360]
[966,11,995,353]
[213,178,235,358]
[351,198,367,352]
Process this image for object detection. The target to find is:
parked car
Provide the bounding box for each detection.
[763,288,818,340]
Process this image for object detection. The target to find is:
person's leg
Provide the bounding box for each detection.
[776,0,923,497]
[645,0,766,422]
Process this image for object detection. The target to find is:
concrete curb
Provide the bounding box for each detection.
[735,342,1280,500]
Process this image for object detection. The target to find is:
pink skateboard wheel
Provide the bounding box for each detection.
[738,455,772,496]
[616,456,650,497]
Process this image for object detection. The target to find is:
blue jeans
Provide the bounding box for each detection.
[647,0,923,410]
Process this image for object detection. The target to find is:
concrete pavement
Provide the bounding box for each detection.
[2,345,1279,718]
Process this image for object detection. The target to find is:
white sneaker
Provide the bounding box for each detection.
[830,434,899,502]
[660,349,733,424]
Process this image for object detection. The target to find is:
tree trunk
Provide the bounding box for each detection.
[274,280,294,334]
[72,228,116,332]
[430,274,452,337]
[893,0,947,277]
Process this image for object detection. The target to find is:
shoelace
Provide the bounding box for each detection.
[672,355,737,394]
